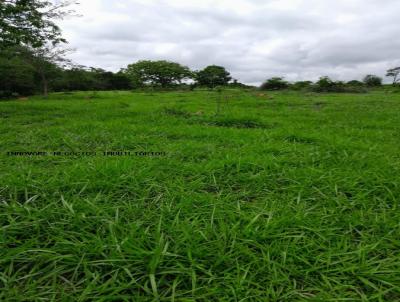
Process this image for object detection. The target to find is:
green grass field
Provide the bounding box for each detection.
[1,89,400,301]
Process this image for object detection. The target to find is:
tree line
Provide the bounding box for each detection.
[0,49,245,98]
[259,74,396,93]
[2,48,399,98]
[1,1,400,98]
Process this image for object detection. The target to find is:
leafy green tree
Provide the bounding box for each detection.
[84,68,132,90]
[260,77,289,90]
[0,1,77,97]
[346,80,364,87]
[312,76,345,92]
[290,81,313,90]
[124,60,192,88]
[88,68,114,90]
[15,44,72,97]
[363,75,382,87]
[386,67,400,85]
[58,67,98,91]
[0,49,132,97]
[0,0,76,48]
[195,65,231,88]
[0,49,36,97]
[110,72,132,90]
[52,67,132,92]
[229,79,252,89]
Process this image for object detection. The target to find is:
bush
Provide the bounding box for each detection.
[346,80,364,87]
[229,79,252,89]
[260,77,289,90]
[312,77,346,92]
[343,80,367,93]
[344,86,368,93]
[363,75,382,87]
[311,77,368,93]
[290,81,313,90]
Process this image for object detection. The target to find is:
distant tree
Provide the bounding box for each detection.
[346,80,364,87]
[386,67,400,85]
[312,76,345,92]
[290,81,313,90]
[124,60,192,88]
[0,0,77,48]
[229,79,251,89]
[260,77,289,90]
[84,68,132,90]
[86,68,116,90]
[15,44,72,97]
[110,72,132,90]
[363,75,382,87]
[0,48,36,97]
[0,46,133,97]
[195,65,232,88]
[59,66,98,91]
[49,66,133,92]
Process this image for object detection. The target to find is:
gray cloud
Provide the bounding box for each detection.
[60,0,400,85]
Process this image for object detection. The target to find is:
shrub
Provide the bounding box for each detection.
[312,77,368,93]
[312,77,346,92]
[229,79,252,89]
[363,75,382,87]
[346,80,364,87]
[344,80,368,93]
[260,77,289,90]
[344,86,368,93]
[290,81,313,90]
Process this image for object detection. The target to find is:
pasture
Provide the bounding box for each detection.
[1,89,400,300]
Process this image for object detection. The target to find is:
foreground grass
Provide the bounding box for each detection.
[1,89,400,301]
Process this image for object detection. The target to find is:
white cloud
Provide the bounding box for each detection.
[60,0,400,85]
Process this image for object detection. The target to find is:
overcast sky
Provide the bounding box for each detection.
[60,0,400,85]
